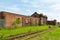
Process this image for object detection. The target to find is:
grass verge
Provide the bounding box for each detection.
[0,25,49,40]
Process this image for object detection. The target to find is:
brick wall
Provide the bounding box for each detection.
[0,11,39,28]
[3,12,23,28]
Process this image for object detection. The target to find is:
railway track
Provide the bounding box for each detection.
[7,28,55,40]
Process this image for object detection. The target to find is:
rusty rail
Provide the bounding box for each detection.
[7,28,55,40]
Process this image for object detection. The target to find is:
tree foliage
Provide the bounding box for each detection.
[12,18,20,27]
[38,20,41,26]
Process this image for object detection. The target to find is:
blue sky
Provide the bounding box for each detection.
[0,0,60,22]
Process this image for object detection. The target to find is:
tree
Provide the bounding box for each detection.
[38,20,41,26]
[12,18,20,27]
[39,13,43,17]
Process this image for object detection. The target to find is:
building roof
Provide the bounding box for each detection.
[31,12,47,18]
[0,11,39,19]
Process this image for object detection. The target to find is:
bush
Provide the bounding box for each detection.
[38,20,41,26]
[49,26,51,28]
[12,18,21,27]
[58,26,60,28]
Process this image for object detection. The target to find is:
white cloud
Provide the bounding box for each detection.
[20,0,29,3]
[0,0,60,22]
[30,2,40,8]
[41,0,60,3]
[7,5,20,11]
[45,12,60,22]
[51,4,60,10]
[0,4,22,14]
[35,9,60,21]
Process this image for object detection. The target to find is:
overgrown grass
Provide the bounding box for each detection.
[0,25,50,40]
[29,27,60,40]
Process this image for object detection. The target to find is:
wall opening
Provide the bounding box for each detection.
[0,12,5,27]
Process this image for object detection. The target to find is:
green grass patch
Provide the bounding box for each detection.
[0,25,49,40]
[38,28,60,40]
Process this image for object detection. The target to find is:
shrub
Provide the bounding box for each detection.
[58,26,60,28]
[38,20,41,26]
[49,26,51,28]
[12,18,21,27]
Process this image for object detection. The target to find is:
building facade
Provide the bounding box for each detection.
[31,12,47,25]
[47,20,57,25]
[0,11,57,28]
[0,11,39,28]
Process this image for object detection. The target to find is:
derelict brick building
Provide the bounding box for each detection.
[0,11,40,28]
[31,12,47,25]
[0,11,57,28]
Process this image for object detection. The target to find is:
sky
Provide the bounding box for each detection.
[0,0,60,22]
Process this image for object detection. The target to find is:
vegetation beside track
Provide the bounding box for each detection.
[26,27,60,40]
[0,25,51,40]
